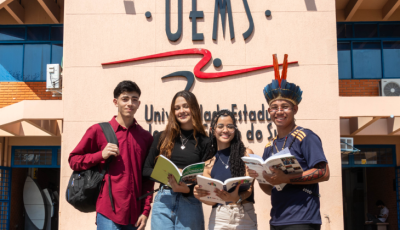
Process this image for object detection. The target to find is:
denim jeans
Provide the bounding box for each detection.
[151,187,205,230]
[208,203,257,230]
[97,213,138,230]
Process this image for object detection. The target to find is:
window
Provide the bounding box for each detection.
[342,145,396,167]
[0,45,23,81]
[383,41,400,78]
[12,146,61,168]
[337,24,353,38]
[0,27,24,41]
[57,148,61,166]
[0,25,63,82]
[352,42,382,79]
[0,167,11,230]
[338,42,352,79]
[337,22,400,79]
[354,24,378,38]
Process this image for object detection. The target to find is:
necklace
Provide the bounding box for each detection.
[274,137,289,153]
[273,125,297,154]
[180,131,193,150]
[217,152,230,169]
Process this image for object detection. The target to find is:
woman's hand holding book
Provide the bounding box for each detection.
[168,174,190,193]
[193,185,210,199]
[214,185,240,203]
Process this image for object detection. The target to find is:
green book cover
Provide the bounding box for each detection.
[150,155,181,185]
[150,155,205,185]
[180,162,205,184]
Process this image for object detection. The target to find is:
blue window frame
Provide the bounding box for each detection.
[337,22,400,79]
[0,167,11,230]
[11,146,61,168]
[342,145,396,168]
[0,25,63,82]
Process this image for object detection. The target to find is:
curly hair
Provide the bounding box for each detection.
[204,110,246,177]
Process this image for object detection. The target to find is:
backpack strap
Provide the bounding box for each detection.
[99,122,119,147]
[98,122,118,212]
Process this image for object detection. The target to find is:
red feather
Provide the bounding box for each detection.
[281,54,288,80]
[272,54,281,87]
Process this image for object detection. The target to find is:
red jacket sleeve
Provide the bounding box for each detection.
[68,125,104,171]
[141,134,155,217]
[140,178,155,217]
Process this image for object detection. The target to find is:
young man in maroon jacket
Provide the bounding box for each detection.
[69,81,154,230]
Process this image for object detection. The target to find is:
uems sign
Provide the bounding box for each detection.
[166,0,254,41]
[101,1,298,141]
[145,104,277,142]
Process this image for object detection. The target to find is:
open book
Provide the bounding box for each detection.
[241,148,303,191]
[196,175,253,204]
[150,155,204,185]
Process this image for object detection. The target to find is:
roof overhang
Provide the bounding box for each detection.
[0,100,63,137]
[0,0,62,24]
[340,97,400,136]
[336,0,400,21]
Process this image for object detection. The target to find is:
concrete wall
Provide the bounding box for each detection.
[61,1,341,230]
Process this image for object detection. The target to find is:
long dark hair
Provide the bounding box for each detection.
[204,110,246,177]
[158,91,207,159]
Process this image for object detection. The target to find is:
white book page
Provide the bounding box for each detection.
[196,175,224,204]
[248,154,264,161]
[265,148,292,162]
[223,176,254,191]
[241,157,270,184]
[263,148,304,191]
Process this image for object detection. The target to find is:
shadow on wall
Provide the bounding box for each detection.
[124,0,136,15]
[304,0,317,11]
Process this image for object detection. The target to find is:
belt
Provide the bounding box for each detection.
[137,184,172,201]
[160,184,172,190]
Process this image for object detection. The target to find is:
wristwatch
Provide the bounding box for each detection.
[236,194,243,204]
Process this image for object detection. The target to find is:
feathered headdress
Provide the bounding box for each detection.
[263,54,302,105]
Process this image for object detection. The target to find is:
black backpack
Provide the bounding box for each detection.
[65,122,118,213]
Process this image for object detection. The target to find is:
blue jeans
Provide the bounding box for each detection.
[151,187,205,230]
[97,213,138,230]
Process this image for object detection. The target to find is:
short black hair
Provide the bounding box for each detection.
[376,200,385,206]
[113,81,141,99]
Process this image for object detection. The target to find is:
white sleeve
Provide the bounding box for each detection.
[383,207,389,216]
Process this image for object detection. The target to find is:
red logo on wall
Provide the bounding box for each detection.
[102,48,298,90]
